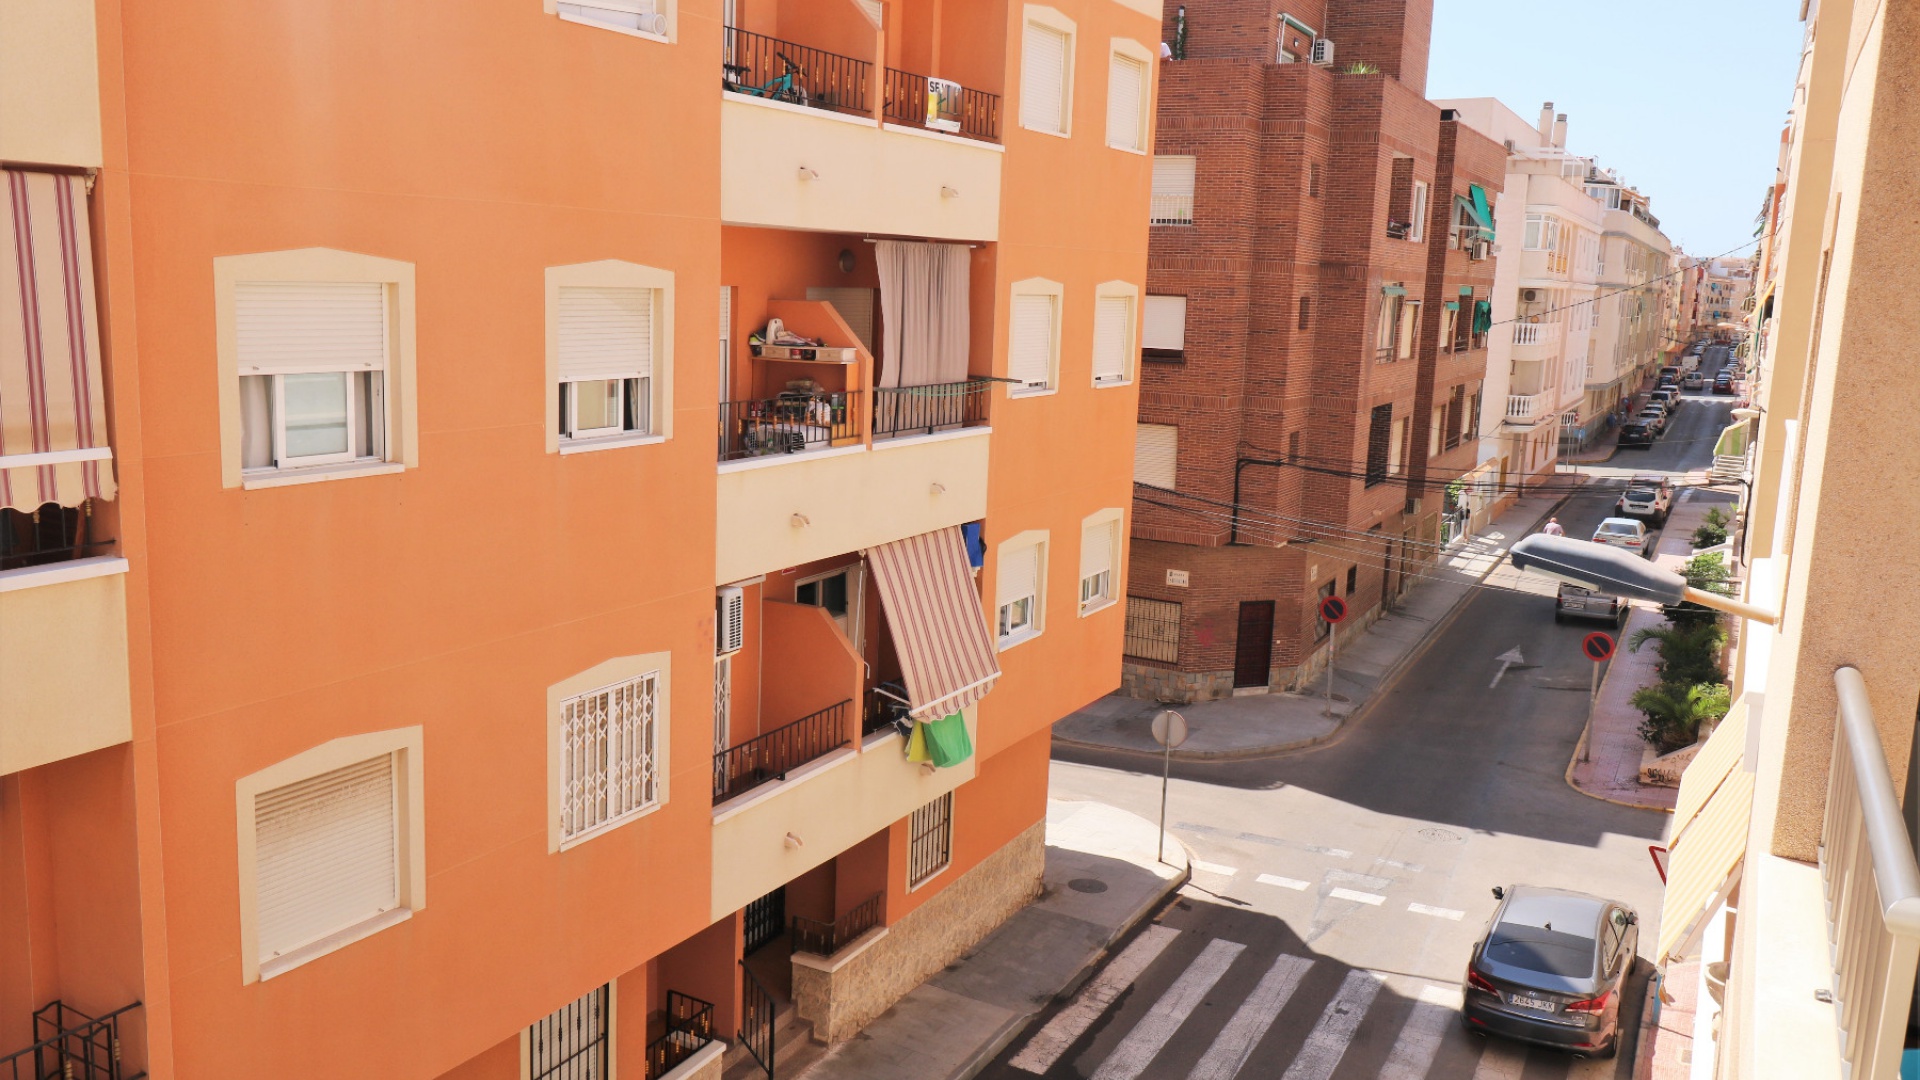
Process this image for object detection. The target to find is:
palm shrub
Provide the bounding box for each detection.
[1693,507,1730,549]
[1629,621,1727,686]
[1632,682,1732,754]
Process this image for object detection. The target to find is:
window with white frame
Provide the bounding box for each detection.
[557,285,657,443]
[1409,180,1429,242]
[1008,281,1061,395]
[1375,293,1401,359]
[1142,295,1186,358]
[528,984,612,1080]
[1134,423,1176,489]
[996,533,1047,648]
[1150,156,1195,225]
[235,281,392,476]
[1092,285,1136,385]
[1020,11,1074,135]
[1079,510,1121,614]
[553,0,671,41]
[1396,300,1420,361]
[558,671,661,844]
[908,792,953,888]
[1105,46,1149,152]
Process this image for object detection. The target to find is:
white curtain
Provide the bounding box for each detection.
[875,240,970,390]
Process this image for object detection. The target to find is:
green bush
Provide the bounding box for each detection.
[1633,682,1732,754]
[1629,621,1727,686]
[1693,507,1730,549]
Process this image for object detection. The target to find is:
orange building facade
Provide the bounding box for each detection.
[0,0,1154,1076]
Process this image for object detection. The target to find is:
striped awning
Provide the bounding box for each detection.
[865,526,1001,719]
[1657,699,1756,964]
[1,169,114,513]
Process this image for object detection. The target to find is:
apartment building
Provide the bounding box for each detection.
[1700,256,1754,337]
[1120,0,1504,702]
[1578,170,1676,444]
[1654,1,1920,1077]
[0,0,1153,1077]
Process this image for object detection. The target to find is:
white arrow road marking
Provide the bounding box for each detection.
[1407,902,1466,921]
[1187,954,1316,1080]
[1489,647,1526,689]
[1090,937,1247,1080]
[1257,873,1311,891]
[1008,924,1180,1074]
[1470,1038,1529,1079]
[1281,969,1385,1080]
[1379,983,1463,1080]
[1328,887,1386,905]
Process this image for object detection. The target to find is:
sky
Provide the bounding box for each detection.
[1427,0,1806,260]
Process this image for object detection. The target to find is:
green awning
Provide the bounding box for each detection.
[1382,285,1407,297]
[1467,185,1495,239]
[1472,299,1493,334]
[1714,420,1751,458]
[1444,301,1460,311]
[1459,285,1475,296]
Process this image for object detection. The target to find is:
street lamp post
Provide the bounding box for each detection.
[1508,535,1779,625]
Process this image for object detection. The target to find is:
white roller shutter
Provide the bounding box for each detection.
[1143,295,1186,351]
[806,287,877,352]
[1135,423,1177,489]
[1092,295,1131,384]
[235,281,387,374]
[998,543,1040,607]
[1009,294,1055,391]
[558,286,652,381]
[1021,23,1069,133]
[1081,520,1114,581]
[1106,54,1146,150]
[254,755,398,964]
[1150,156,1196,224]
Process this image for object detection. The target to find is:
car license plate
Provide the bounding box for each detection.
[1510,994,1557,1012]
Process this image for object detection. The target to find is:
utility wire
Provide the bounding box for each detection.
[1479,233,1770,331]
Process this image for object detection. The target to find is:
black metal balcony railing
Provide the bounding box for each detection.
[722,27,871,118]
[2,1001,144,1080]
[790,892,884,958]
[713,700,852,805]
[880,70,1003,143]
[719,393,858,462]
[1,501,113,573]
[864,681,911,738]
[872,378,991,441]
[643,991,715,1080]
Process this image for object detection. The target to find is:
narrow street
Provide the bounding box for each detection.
[983,358,1736,1079]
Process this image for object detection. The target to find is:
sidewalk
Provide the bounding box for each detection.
[1052,486,1574,761]
[796,799,1188,1080]
[1566,490,1729,811]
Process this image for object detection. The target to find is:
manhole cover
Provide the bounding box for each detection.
[1417,827,1465,844]
[1068,878,1109,894]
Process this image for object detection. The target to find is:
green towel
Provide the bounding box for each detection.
[924,712,973,768]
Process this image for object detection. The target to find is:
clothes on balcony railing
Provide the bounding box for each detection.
[1,169,115,513]
[864,526,1000,722]
[1658,698,1755,965]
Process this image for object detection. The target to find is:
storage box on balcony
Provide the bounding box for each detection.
[753,344,860,363]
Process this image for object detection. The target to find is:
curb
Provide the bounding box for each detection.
[1561,663,1673,814]
[1630,971,1663,1080]
[1050,718,1338,763]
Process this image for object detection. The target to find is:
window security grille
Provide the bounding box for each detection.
[909,793,954,887]
[528,984,610,1080]
[559,673,660,842]
[1124,596,1180,662]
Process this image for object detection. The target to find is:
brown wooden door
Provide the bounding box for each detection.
[1233,601,1275,688]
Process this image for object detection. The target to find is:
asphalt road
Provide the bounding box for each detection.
[991,354,1735,1080]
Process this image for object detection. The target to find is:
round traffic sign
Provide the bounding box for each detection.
[1320,595,1348,624]
[1151,709,1189,748]
[1582,632,1616,662]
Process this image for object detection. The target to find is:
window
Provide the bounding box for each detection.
[548,261,674,453]
[996,532,1047,648]
[908,793,953,888]
[1143,295,1187,359]
[1105,46,1150,152]
[1396,300,1420,361]
[1387,416,1406,477]
[1375,294,1401,361]
[1429,405,1444,457]
[1409,180,1429,241]
[1297,295,1312,331]
[1092,284,1137,385]
[1447,384,1466,450]
[1079,509,1122,615]
[713,655,731,758]
[1150,156,1195,225]
[796,563,864,651]
[1467,389,1483,440]
[1124,596,1180,662]
[1440,304,1457,351]
[551,0,671,42]
[556,671,661,846]
[1008,280,1062,395]
[1134,423,1176,489]
[1020,10,1074,136]
[1345,566,1357,595]
[1363,404,1392,487]
[528,984,611,1080]
[235,727,425,984]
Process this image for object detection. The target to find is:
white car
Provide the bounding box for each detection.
[1591,517,1649,554]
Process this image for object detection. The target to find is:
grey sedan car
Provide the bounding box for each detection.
[1462,885,1639,1058]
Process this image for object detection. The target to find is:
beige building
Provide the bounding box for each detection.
[1656,1,1920,1077]
[1578,171,1674,442]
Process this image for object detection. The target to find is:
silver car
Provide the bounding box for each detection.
[1591,517,1648,554]
[1464,886,1639,1058]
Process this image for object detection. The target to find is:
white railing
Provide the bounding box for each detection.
[1510,322,1562,348]
[1821,666,1920,1080]
[1149,194,1193,226]
[1505,393,1548,423]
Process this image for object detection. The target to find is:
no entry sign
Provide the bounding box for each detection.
[1582,632,1616,662]
[1320,595,1349,624]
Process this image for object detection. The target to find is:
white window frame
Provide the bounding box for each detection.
[1007,277,1063,398]
[1408,180,1428,242]
[234,726,426,984]
[996,530,1049,650]
[1091,280,1139,387]
[547,261,675,455]
[548,654,672,852]
[1396,300,1420,361]
[1079,508,1123,616]
[546,0,674,44]
[1150,155,1196,226]
[1020,6,1077,137]
[1104,40,1152,154]
[1375,293,1400,358]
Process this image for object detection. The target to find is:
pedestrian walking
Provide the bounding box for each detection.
[1543,517,1565,537]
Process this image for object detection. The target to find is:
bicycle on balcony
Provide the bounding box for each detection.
[724,51,810,107]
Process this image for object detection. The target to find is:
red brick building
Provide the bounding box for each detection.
[1124,0,1505,701]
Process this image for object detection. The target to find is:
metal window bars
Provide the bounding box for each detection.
[907,793,952,887]
[711,699,852,805]
[789,892,884,957]
[559,674,659,842]
[1123,596,1180,663]
[527,985,609,1080]
[722,27,870,118]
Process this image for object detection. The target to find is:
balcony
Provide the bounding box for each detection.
[713,700,853,807]
[1504,392,1553,426]
[0,0,102,167]
[1509,320,1562,363]
[789,891,883,958]
[1149,193,1193,226]
[0,553,132,774]
[880,70,1001,143]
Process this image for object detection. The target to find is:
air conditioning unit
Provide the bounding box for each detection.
[1521,289,1540,303]
[716,586,746,655]
[1309,39,1335,65]
[1466,241,1488,261]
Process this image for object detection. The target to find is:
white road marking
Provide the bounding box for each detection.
[1280,969,1385,1080]
[1192,859,1238,877]
[1187,954,1315,1080]
[1308,846,1354,858]
[1490,646,1526,688]
[1470,1038,1529,1080]
[1378,984,1461,1080]
[1008,924,1180,1074]
[1407,902,1466,921]
[1257,873,1311,891]
[1328,887,1386,905]
[1090,938,1248,1080]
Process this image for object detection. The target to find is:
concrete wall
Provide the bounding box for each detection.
[0,565,132,774]
[0,0,102,166]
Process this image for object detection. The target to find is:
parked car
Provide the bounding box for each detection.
[1635,407,1668,435]
[1712,372,1736,394]
[1591,516,1649,553]
[1617,422,1655,449]
[1658,366,1680,382]
[1655,373,1678,390]
[1682,372,1705,390]
[1555,583,1628,626]
[1463,885,1639,1057]
[1615,480,1672,524]
[1650,388,1681,412]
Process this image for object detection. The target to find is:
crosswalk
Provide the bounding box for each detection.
[991,923,1631,1080]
